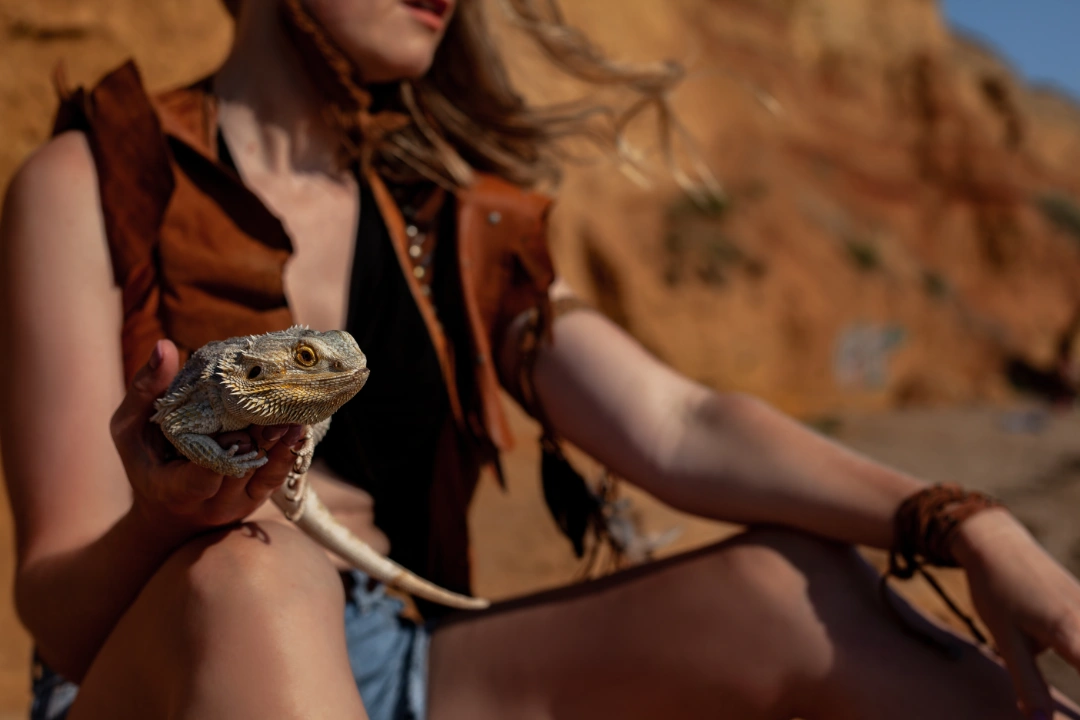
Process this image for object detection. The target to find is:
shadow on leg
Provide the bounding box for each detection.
[429,528,1073,720]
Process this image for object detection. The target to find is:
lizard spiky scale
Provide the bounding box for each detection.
[150,327,489,610]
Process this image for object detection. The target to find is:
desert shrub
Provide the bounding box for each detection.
[1037,193,1080,243]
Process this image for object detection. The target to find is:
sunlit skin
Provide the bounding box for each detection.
[3,0,1080,718]
[303,0,456,81]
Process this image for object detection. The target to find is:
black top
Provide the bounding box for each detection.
[217,135,452,576]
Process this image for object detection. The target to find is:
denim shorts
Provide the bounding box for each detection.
[30,570,432,720]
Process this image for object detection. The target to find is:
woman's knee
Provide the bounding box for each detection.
[158,520,344,616]
[711,527,858,603]
[694,529,866,679]
[70,523,356,719]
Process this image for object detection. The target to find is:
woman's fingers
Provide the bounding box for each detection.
[134,413,308,526]
[217,429,256,455]
[244,425,306,503]
[196,424,304,517]
[250,424,304,447]
[109,339,180,465]
[1049,610,1080,670]
[244,443,296,503]
[110,339,232,510]
[996,618,1054,719]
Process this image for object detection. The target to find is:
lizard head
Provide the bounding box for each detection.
[217,327,370,426]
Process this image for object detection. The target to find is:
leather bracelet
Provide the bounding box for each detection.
[890,483,1004,575]
[882,484,1004,653]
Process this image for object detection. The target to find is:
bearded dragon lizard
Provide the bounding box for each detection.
[149,326,489,610]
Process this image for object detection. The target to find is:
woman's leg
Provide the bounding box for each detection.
[429,528,1072,720]
[66,521,367,720]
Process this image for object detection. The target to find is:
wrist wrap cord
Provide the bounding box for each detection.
[883,483,1004,654]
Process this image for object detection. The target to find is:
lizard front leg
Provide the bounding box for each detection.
[277,418,330,521]
[159,402,267,478]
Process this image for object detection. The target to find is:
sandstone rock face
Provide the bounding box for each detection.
[513,0,1080,415]
[0,0,232,179]
[3,0,1080,415]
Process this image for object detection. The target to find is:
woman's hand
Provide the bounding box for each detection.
[955,508,1080,719]
[109,338,306,546]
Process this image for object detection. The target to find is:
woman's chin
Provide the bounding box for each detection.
[356,57,434,84]
[348,39,439,84]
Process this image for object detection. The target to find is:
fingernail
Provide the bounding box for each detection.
[264,427,286,443]
[283,426,305,446]
[148,341,164,371]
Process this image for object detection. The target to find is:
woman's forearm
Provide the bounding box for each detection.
[15,505,184,682]
[531,309,923,550]
[656,390,923,548]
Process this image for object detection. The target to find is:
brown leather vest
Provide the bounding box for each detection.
[52,61,555,597]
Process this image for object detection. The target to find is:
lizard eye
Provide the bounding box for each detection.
[295,345,318,367]
[247,366,262,379]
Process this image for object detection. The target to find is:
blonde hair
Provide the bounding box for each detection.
[238,0,717,196]
[398,0,716,195]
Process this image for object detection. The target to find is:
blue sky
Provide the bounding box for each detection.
[942,0,1080,100]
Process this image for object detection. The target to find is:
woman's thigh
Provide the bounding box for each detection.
[427,528,1041,720]
[66,521,366,720]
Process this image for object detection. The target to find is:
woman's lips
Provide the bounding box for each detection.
[402,0,451,30]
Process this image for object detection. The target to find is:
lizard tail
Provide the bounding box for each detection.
[272,487,490,611]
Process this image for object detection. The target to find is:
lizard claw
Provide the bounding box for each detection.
[168,433,269,478]
[218,454,270,478]
[223,444,261,463]
[231,448,263,463]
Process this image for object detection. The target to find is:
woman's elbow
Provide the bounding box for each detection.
[641,388,764,504]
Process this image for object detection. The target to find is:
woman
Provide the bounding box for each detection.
[2,0,1079,718]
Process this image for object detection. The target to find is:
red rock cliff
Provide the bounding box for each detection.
[3,0,1080,417]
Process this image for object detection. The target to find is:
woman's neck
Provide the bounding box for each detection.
[213,3,344,178]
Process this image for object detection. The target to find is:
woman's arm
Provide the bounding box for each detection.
[0,132,158,678]
[525,304,921,548]
[519,293,1080,717]
[0,132,299,681]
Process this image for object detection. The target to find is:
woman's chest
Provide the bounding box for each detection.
[254,172,361,332]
